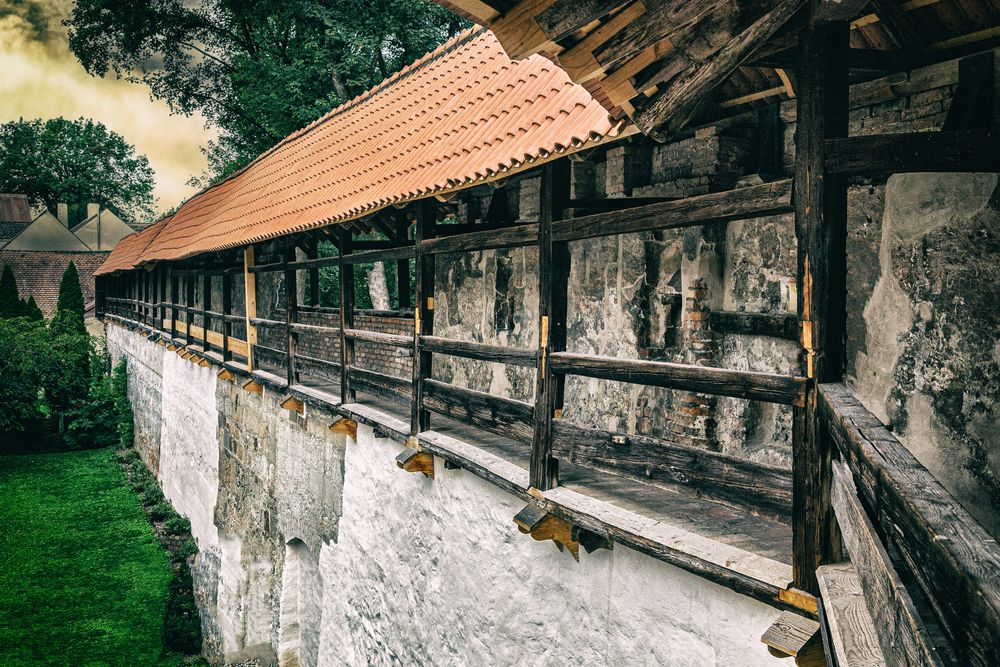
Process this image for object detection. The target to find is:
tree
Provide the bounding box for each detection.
[67,0,466,185]
[22,296,43,321]
[0,317,53,439]
[0,117,156,222]
[51,262,87,336]
[0,263,20,318]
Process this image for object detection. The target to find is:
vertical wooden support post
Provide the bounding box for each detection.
[411,200,436,435]
[170,268,178,339]
[185,269,195,346]
[307,237,320,307]
[243,246,258,371]
[339,228,355,403]
[530,160,571,491]
[159,267,167,329]
[202,268,211,352]
[133,271,140,322]
[395,216,411,311]
[792,19,849,594]
[285,240,299,387]
[222,269,232,362]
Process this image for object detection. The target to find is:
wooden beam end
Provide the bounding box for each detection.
[280,396,305,414]
[513,505,581,561]
[395,447,434,478]
[198,357,211,368]
[329,417,358,439]
[761,611,821,660]
[241,378,264,396]
[217,369,236,382]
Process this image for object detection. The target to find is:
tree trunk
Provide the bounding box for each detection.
[367,263,390,310]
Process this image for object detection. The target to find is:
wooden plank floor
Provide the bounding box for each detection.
[280,366,793,565]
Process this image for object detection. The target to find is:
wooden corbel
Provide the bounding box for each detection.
[198,357,211,368]
[329,417,357,439]
[217,369,236,382]
[571,525,613,554]
[395,447,434,478]
[166,344,178,351]
[513,504,580,561]
[157,339,167,347]
[280,396,304,415]
[241,378,263,396]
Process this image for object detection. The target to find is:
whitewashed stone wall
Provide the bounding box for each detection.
[109,324,785,666]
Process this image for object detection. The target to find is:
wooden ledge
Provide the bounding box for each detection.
[816,563,885,667]
[329,418,357,439]
[217,369,236,382]
[396,447,434,478]
[241,378,263,396]
[761,611,823,665]
[280,396,305,415]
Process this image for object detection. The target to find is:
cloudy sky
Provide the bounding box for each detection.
[0,1,215,216]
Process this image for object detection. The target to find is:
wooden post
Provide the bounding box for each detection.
[222,269,232,362]
[243,246,258,371]
[339,228,355,403]
[185,269,195,346]
[530,160,571,491]
[285,240,298,387]
[202,268,211,352]
[170,268,178,339]
[792,19,849,594]
[411,201,436,435]
[159,267,167,329]
[307,236,320,307]
[133,271,140,322]
[395,216,411,311]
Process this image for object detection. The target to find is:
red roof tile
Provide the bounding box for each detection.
[0,251,108,318]
[97,27,622,275]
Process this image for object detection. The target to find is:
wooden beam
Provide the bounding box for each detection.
[760,611,822,661]
[557,1,646,82]
[815,562,885,667]
[819,383,1000,666]
[419,335,537,367]
[831,460,945,665]
[535,0,630,43]
[490,0,561,60]
[548,352,807,405]
[243,247,258,371]
[632,0,805,139]
[396,447,435,478]
[419,222,538,255]
[411,200,436,435]
[344,328,413,348]
[942,52,995,131]
[217,368,236,382]
[530,160,571,491]
[242,378,263,396]
[792,18,849,594]
[339,229,355,404]
[395,217,411,311]
[329,417,358,439]
[869,0,925,50]
[280,396,304,414]
[423,379,534,444]
[709,310,799,341]
[347,366,412,405]
[513,504,580,560]
[824,129,1000,174]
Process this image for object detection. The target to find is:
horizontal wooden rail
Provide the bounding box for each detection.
[824,129,1000,174]
[289,321,340,336]
[249,316,286,328]
[341,246,414,266]
[419,223,540,255]
[549,352,807,406]
[419,335,537,367]
[249,245,415,273]
[551,420,793,519]
[293,305,414,318]
[346,366,411,404]
[344,328,413,348]
[422,379,534,444]
[294,353,342,384]
[819,383,1000,666]
[709,311,799,341]
[551,179,794,241]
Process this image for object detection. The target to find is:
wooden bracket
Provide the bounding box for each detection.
[395,447,434,478]
[217,368,236,382]
[157,339,167,347]
[513,504,580,561]
[761,611,823,664]
[329,417,358,439]
[280,396,305,414]
[443,459,462,470]
[241,378,263,396]
[571,525,613,554]
[198,357,211,368]
[166,344,178,351]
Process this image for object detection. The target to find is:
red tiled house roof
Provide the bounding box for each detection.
[0,251,109,318]
[97,27,623,275]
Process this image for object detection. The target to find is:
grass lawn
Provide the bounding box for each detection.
[0,446,188,666]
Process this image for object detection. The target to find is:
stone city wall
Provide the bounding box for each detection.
[106,323,784,666]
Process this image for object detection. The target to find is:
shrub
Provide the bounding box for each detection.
[120,448,140,464]
[164,517,191,536]
[175,539,198,561]
[141,481,163,506]
[0,317,53,442]
[149,502,175,522]
[161,563,201,654]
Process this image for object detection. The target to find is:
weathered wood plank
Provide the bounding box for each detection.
[419,335,536,367]
[816,562,885,667]
[422,379,534,445]
[243,247,258,371]
[709,310,799,341]
[831,460,945,666]
[412,200,436,434]
[344,328,413,349]
[535,0,629,42]
[761,610,821,657]
[824,130,1000,174]
[347,366,411,405]
[820,383,1000,666]
[548,352,807,405]
[551,419,793,519]
[419,221,539,255]
[551,180,793,242]
[339,229,355,403]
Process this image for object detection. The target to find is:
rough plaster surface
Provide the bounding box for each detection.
[318,423,784,666]
[112,326,786,665]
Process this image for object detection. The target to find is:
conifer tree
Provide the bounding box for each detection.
[0,263,20,318]
[23,296,43,321]
[51,262,86,335]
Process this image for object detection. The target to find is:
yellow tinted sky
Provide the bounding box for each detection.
[0,1,215,218]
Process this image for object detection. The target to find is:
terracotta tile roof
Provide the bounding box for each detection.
[0,251,108,318]
[0,194,31,223]
[96,215,172,275]
[97,27,622,275]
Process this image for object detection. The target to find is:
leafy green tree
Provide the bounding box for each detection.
[51,261,87,336]
[0,117,155,222]
[67,0,466,184]
[0,263,21,318]
[0,318,53,438]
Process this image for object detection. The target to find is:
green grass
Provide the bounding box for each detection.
[0,447,187,666]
